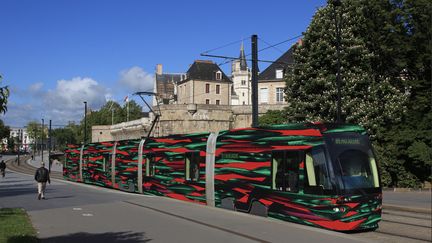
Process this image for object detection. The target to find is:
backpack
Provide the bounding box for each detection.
[36,168,48,182]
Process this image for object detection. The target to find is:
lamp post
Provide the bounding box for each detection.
[331,0,342,123]
[41,119,44,163]
[84,101,87,144]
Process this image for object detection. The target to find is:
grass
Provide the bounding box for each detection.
[0,208,38,243]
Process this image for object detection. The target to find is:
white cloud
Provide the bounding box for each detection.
[2,77,111,127]
[119,66,154,93]
[43,77,109,122]
[29,82,43,93]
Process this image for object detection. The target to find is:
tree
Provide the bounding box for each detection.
[0,75,10,114]
[284,0,431,187]
[80,100,144,142]
[259,110,287,126]
[285,0,408,137]
[26,121,48,151]
[0,119,10,140]
[51,125,79,150]
[122,100,143,122]
[381,0,432,186]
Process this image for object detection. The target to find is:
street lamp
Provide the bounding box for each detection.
[331,0,342,123]
[41,118,44,163]
[84,101,87,144]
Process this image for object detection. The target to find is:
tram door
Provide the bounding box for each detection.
[271,150,304,192]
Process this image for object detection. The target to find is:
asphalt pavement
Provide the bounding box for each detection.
[1,169,366,243]
[1,153,430,243]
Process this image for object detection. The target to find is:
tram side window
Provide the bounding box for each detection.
[304,148,332,193]
[146,154,156,177]
[185,152,201,182]
[272,150,301,192]
[102,154,111,172]
[82,155,89,168]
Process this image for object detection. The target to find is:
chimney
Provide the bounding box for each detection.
[156,64,163,75]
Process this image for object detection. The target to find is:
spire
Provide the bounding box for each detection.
[239,41,247,71]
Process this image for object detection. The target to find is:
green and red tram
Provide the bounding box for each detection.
[64,123,382,231]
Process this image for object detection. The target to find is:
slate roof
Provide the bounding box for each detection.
[239,43,248,71]
[181,60,231,83]
[155,73,184,101]
[258,44,296,81]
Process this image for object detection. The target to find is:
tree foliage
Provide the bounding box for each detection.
[285,0,408,137]
[0,75,10,114]
[80,100,143,143]
[0,119,10,140]
[259,110,287,126]
[283,0,431,187]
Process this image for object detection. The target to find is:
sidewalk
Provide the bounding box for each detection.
[26,152,63,173]
[18,152,432,214]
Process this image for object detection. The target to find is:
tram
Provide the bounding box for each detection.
[64,123,382,231]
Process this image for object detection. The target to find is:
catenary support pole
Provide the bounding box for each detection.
[251,34,259,127]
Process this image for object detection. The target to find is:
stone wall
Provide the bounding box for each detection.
[92,104,287,141]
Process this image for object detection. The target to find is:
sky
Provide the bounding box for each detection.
[0,0,326,128]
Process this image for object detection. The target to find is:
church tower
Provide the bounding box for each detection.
[231,42,251,105]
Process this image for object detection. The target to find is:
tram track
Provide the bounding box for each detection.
[6,157,431,242]
[5,157,64,180]
[361,209,432,243]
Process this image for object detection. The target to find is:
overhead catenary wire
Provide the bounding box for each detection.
[201,37,249,55]
[215,34,303,66]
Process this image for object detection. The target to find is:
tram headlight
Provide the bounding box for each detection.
[333,207,346,213]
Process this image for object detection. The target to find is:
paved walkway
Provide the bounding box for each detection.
[1,170,362,243]
[27,152,63,173]
[21,152,432,213]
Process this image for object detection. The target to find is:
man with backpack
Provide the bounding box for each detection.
[34,162,50,200]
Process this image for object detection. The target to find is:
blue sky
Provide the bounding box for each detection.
[0,0,326,127]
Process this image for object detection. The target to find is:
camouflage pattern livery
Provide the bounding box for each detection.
[63,123,382,231]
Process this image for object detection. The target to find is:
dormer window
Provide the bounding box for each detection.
[276,69,284,79]
[216,71,222,80]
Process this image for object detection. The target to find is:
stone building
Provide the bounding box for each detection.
[231,42,251,105]
[177,60,232,105]
[154,64,185,105]
[258,43,296,105]
[91,43,299,142]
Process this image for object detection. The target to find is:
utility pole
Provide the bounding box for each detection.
[84,101,87,144]
[17,129,21,165]
[49,120,52,173]
[251,34,259,127]
[41,119,44,163]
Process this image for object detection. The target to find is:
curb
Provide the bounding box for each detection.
[383,203,431,214]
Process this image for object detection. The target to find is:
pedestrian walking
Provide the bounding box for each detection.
[34,162,50,200]
[0,160,6,178]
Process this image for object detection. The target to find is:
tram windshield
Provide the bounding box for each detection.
[324,133,380,191]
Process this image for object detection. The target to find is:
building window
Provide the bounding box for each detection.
[216,100,220,105]
[276,69,284,79]
[216,71,222,80]
[205,83,210,93]
[206,99,210,104]
[259,88,268,104]
[241,80,246,85]
[276,87,284,102]
[216,85,220,94]
[242,92,245,97]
